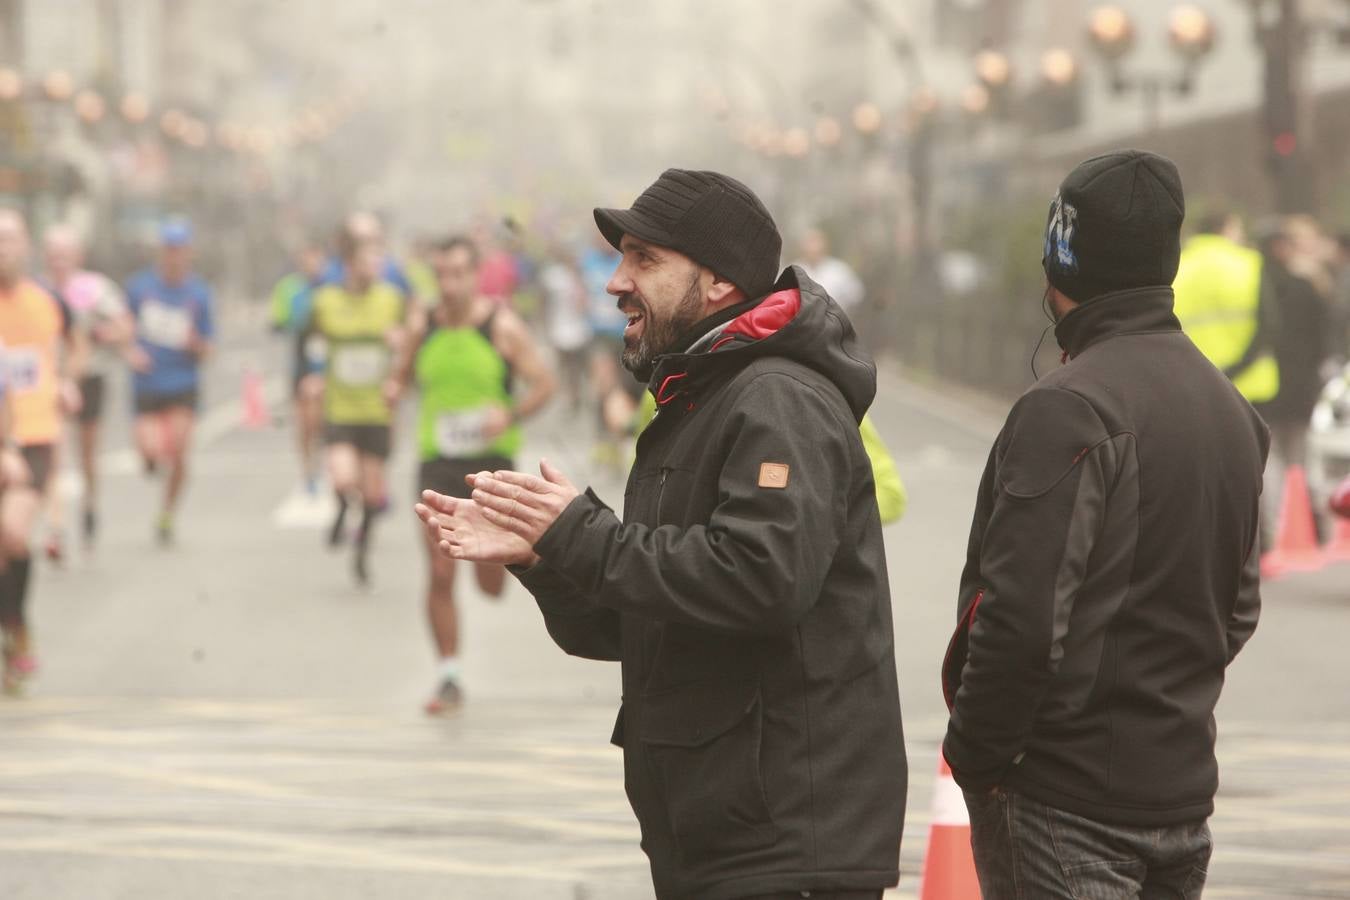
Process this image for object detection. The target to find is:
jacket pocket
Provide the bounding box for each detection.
[641,678,777,865]
[942,588,984,711]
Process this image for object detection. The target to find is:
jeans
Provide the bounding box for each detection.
[741,892,883,900]
[963,789,1212,899]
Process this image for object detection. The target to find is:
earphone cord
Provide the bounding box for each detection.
[1030,288,1055,381]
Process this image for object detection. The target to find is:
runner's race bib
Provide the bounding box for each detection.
[331,343,388,386]
[304,334,329,366]
[139,301,192,350]
[434,408,493,458]
[5,348,41,394]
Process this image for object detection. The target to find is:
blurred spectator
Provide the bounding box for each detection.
[580,231,627,469]
[1173,211,1280,407]
[1331,232,1350,360]
[796,226,863,315]
[1256,215,1336,473]
[404,236,439,310]
[473,218,520,307]
[538,241,591,411]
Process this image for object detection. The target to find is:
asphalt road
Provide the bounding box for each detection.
[0,321,1348,899]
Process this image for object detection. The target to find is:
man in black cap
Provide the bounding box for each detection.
[417,169,906,899]
[941,150,1269,898]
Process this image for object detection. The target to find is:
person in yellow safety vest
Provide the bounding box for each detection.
[1171,211,1280,405]
[632,390,907,523]
[860,414,907,524]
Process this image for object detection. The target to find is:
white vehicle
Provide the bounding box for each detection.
[1308,364,1350,529]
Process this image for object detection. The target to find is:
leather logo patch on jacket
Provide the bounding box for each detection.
[758,462,790,489]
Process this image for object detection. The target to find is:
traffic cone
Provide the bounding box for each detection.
[241,367,271,430]
[1261,465,1323,579]
[919,754,981,900]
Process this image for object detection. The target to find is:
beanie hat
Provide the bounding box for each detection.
[1042,149,1185,303]
[594,169,783,300]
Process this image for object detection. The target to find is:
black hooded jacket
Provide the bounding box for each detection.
[942,287,1269,826]
[514,267,907,899]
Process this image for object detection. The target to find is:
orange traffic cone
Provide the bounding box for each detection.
[242,367,271,430]
[919,754,981,900]
[1261,465,1323,579]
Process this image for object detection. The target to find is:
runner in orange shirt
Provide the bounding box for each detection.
[0,209,84,693]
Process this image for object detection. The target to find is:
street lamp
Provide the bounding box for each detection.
[960,84,992,117]
[1086,4,1217,132]
[814,116,842,148]
[41,71,74,103]
[852,101,883,136]
[74,90,106,124]
[1169,5,1217,58]
[782,127,811,159]
[1041,48,1080,88]
[120,93,150,125]
[1088,5,1136,59]
[974,49,1014,92]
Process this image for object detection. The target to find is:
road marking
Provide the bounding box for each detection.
[271,484,337,529]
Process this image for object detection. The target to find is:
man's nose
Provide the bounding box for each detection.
[606,266,633,297]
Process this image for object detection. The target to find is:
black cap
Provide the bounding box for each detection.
[1042,149,1185,303]
[595,169,783,300]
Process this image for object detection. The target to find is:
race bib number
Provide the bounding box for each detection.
[304,334,329,366]
[5,348,41,393]
[434,409,492,458]
[139,301,192,350]
[331,343,388,386]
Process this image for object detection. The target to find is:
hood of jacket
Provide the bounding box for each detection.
[646,265,876,422]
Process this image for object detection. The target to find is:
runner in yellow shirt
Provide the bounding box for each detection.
[310,232,407,585]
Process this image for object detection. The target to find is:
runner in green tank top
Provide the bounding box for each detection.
[393,235,555,714]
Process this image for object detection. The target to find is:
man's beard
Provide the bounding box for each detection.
[621,273,704,383]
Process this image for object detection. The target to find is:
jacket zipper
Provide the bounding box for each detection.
[655,469,669,518]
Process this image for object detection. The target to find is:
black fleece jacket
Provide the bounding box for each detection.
[943,286,1269,826]
[515,267,906,900]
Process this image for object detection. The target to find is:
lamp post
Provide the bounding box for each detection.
[1086,4,1217,135]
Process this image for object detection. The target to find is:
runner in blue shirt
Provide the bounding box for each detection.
[125,220,214,544]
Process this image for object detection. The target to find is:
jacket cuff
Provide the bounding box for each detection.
[508,559,586,615]
[533,488,615,580]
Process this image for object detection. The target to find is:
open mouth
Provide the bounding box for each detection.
[621,302,646,340]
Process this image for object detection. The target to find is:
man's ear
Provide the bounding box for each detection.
[707,273,744,309]
[1048,284,1078,320]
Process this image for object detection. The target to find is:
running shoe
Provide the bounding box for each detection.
[82,508,97,544]
[156,512,174,546]
[423,678,464,715]
[44,530,64,565]
[1,631,34,694]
